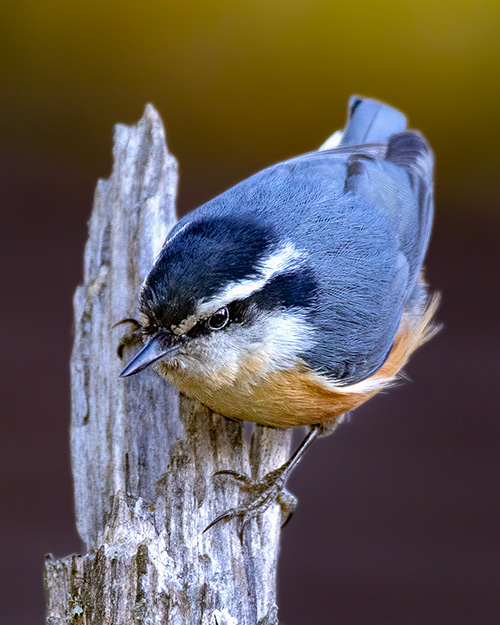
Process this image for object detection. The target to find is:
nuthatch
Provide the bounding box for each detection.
[120,96,437,529]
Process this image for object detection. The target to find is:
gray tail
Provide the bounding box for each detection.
[339,96,407,146]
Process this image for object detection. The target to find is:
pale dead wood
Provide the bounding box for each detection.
[44,106,292,625]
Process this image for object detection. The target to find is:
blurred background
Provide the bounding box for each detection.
[1,1,499,624]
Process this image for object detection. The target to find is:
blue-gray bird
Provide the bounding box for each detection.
[120,96,437,529]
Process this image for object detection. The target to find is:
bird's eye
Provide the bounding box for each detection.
[208,306,229,330]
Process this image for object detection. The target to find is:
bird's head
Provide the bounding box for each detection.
[120,215,318,387]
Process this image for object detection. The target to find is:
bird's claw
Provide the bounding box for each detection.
[113,318,143,359]
[203,507,241,534]
[212,469,255,487]
[204,465,296,534]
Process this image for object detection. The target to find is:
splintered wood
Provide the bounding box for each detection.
[44,106,291,625]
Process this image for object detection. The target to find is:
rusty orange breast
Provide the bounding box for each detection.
[158,298,438,428]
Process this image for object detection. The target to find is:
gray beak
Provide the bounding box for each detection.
[119,336,177,378]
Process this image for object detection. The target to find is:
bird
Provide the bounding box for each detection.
[119,95,438,531]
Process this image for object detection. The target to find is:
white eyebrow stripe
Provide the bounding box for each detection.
[197,242,306,315]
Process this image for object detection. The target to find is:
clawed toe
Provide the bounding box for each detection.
[204,423,329,534]
[204,466,293,534]
[113,318,143,358]
[203,507,241,534]
[213,470,255,487]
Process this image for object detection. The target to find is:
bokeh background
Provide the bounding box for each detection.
[1,1,500,624]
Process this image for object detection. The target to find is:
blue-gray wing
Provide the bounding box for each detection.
[294,130,434,382]
[163,97,434,383]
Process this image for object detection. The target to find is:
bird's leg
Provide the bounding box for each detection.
[113,318,143,358]
[204,418,341,533]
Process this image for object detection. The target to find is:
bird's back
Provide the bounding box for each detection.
[176,97,434,384]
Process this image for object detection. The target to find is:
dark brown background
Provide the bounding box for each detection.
[1,2,500,624]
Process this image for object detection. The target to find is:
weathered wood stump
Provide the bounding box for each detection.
[44,105,292,625]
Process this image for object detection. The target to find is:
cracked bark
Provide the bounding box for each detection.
[44,105,292,625]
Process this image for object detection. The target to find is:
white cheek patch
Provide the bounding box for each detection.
[197,242,305,317]
[258,311,315,372]
[173,309,315,385]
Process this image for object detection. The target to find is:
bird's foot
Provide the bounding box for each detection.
[113,318,143,358]
[204,465,297,534]
[203,423,341,535]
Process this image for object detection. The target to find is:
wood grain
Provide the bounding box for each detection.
[44,105,291,625]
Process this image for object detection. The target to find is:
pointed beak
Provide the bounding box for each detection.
[119,335,178,378]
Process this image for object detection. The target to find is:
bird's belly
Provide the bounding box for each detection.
[157,362,371,428]
[155,303,436,428]
[217,367,372,428]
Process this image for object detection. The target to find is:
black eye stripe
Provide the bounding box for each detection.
[227,299,251,323]
[142,267,317,340]
[249,267,318,311]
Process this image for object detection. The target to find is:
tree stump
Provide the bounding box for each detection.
[44,105,292,625]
